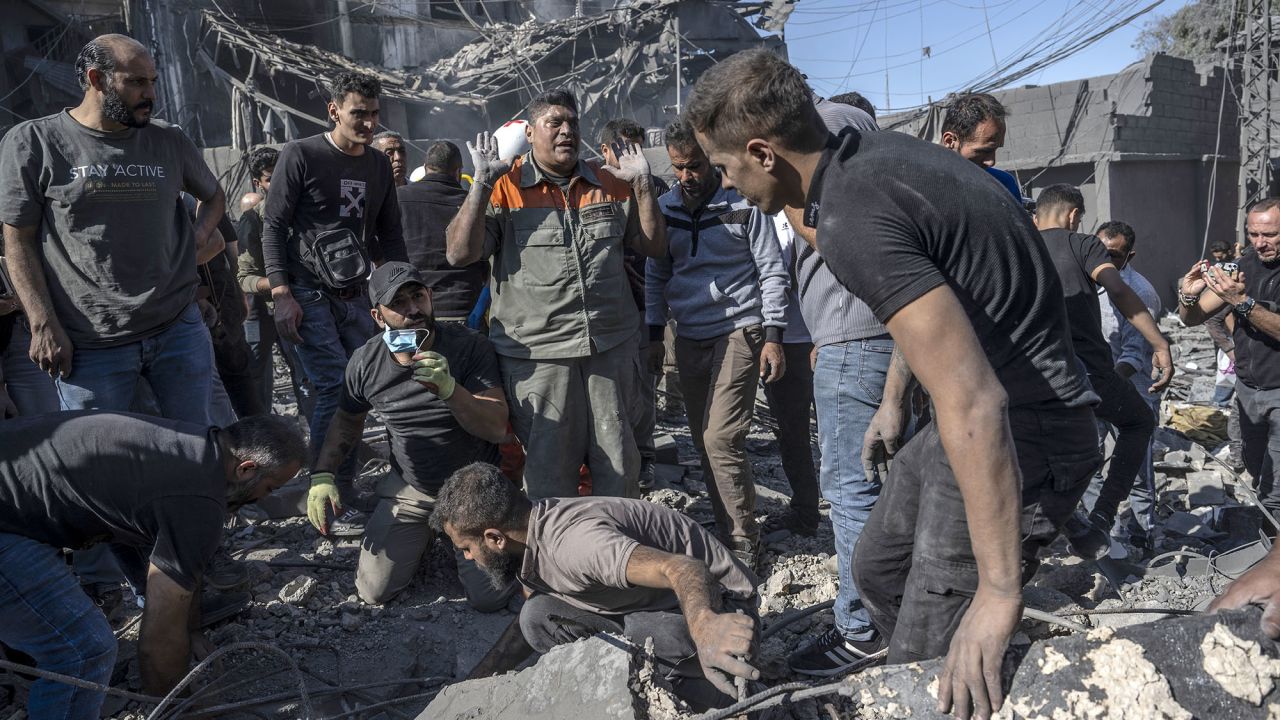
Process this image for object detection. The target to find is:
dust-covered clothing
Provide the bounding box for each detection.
[0,112,218,347]
[519,496,757,615]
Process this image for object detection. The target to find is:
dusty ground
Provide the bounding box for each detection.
[0,316,1269,719]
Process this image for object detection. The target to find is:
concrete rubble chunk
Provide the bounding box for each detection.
[277,574,318,605]
[847,609,1278,720]
[420,634,640,720]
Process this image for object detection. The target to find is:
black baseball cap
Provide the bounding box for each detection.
[368,262,428,306]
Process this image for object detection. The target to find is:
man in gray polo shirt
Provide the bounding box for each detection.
[432,462,759,706]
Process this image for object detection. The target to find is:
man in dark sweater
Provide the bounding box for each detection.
[399,141,488,322]
[0,412,304,719]
[261,71,407,526]
[1032,184,1174,557]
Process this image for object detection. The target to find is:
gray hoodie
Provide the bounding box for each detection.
[646,183,788,342]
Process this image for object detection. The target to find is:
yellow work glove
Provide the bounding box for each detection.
[412,351,456,400]
[306,471,341,534]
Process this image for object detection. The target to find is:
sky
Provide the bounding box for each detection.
[783,0,1195,114]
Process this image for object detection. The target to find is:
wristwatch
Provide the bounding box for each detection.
[1234,296,1257,319]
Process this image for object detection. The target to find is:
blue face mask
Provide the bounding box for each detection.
[382,327,424,354]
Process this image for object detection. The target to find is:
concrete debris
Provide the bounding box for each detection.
[420,635,640,720]
[846,610,1278,720]
[277,574,318,604]
[1201,623,1280,705]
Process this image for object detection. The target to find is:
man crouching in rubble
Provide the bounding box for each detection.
[431,461,760,708]
[0,411,305,719]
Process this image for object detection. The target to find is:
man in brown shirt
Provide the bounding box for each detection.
[431,462,759,706]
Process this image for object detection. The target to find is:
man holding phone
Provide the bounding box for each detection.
[645,119,789,568]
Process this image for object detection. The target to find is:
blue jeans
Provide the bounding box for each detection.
[2,317,60,416]
[0,533,117,720]
[54,302,213,424]
[813,336,893,642]
[291,287,377,482]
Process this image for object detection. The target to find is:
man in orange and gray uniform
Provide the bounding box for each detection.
[446,89,667,499]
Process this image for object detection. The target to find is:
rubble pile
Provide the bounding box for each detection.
[4,315,1279,719]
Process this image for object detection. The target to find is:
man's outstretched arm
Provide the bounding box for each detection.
[1091,265,1173,392]
[883,285,1023,720]
[625,545,758,698]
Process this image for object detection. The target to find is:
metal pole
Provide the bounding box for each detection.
[336,0,355,57]
[674,14,682,114]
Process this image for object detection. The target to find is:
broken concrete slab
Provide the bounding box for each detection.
[844,609,1280,719]
[1186,470,1228,506]
[278,574,318,604]
[653,434,679,465]
[420,635,640,720]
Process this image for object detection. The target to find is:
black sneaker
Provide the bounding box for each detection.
[328,508,367,537]
[765,506,820,537]
[787,626,885,677]
[199,590,252,628]
[205,549,251,591]
[728,538,758,571]
[1062,513,1110,561]
[637,461,656,491]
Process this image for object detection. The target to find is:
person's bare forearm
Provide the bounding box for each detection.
[1244,305,1280,343]
[630,177,668,258]
[1180,294,1226,328]
[3,224,59,330]
[936,393,1023,594]
[315,408,367,472]
[1109,285,1169,354]
[446,185,494,266]
[445,388,509,444]
[881,346,916,413]
[193,188,227,264]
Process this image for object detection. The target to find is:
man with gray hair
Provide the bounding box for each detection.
[0,411,305,719]
[372,131,408,187]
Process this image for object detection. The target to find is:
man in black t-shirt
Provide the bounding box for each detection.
[0,411,304,719]
[1032,185,1173,557]
[1179,198,1280,517]
[305,262,515,609]
[685,49,1105,719]
[261,72,408,515]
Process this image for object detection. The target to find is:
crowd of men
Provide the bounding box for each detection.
[2,32,1280,720]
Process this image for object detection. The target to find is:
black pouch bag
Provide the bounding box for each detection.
[300,227,371,291]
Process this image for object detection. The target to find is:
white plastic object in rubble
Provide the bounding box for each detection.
[494,119,530,162]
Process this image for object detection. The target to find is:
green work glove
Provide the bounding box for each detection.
[306,471,341,534]
[412,351,456,400]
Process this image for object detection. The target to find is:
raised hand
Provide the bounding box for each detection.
[467,131,512,187]
[600,141,652,185]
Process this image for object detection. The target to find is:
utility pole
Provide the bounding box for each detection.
[1238,0,1276,216]
[336,0,356,57]
[674,14,682,114]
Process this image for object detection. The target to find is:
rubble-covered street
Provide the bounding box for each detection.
[3,317,1279,719]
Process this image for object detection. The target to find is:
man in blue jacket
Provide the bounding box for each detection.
[645,119,789,568]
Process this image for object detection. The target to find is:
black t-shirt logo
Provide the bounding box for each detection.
[340,178,367,218]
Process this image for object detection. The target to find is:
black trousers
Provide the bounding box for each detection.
[852,405,1101,663]
[762,342,821,520]
[1086,369,1157,524]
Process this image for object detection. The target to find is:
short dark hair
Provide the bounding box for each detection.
[1036,183,1085,217]
[222,415,307,474]
[75,39,116,90]
[600,118,644,147]
[1209,240,1232,254]
[941,93,1008,141]
[684,49,827,153]
[528,89,578,122]
[247,147,279,181]
[430,462,531,538]
[372,131,403,145]
[1096,220,1136,252]
[329,72,381,103]
[1247,197,1280,216]
[664,118,700,153]
[829,91,876,120]
[424,140,462,172]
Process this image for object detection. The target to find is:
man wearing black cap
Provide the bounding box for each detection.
[305,262,515,608]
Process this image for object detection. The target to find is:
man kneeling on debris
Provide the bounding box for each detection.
[0,411,305,719]
[306,262,516,610]
[432,462,761,706]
